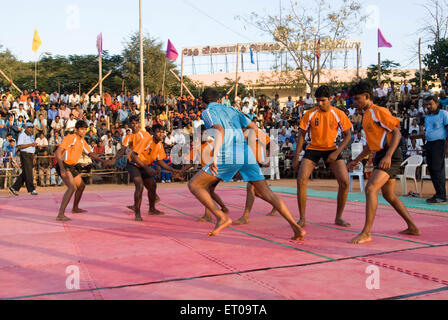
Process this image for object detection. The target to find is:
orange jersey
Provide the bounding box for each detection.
[59,134,92,166]
[362,104,400,152]
[299,106,352,151]
[123,130,151,161]
[133,135,166,166]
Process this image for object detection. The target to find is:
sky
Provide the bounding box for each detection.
[0,0,431,73]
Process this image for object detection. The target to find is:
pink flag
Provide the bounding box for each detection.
[378,29,392,48]
[166,39,178,61]
[97,33,103,55]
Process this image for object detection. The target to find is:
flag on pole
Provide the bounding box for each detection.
[316,39,321,59]
[166,39,178,61]
[378,29,392,48]
[97,33,103,55]
[32,29,42,53]
[250,45,255,64]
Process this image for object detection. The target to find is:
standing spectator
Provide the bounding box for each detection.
[243,92,257,110]
[304,93,314,108]
[0,113,6,139]
[47,104,58,127]
[413,96,448,204]
[439,91,448,110]
[271,94,281,112]
[285,96,295,113]
[9,122,38,196]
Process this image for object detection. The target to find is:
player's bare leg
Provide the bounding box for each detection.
[330,160,351,227]
[381,179,420,236]
[252,180,306,240]
[188,171,231,237]
[132,176,144,221]
[351,170,390,244]
[145,178,165,215]
[72,175,87,213]
[296,159,315,228]
[57,171,76,221]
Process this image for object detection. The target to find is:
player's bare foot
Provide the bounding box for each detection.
[56,215,71,222]
[399,227,421,236]
[221,206,230,214]
[291,225,306,241]
[148,209,165,216]
[197,215,213,223]
[135,215,143,222]
[350,233,372,244]
[127,205,136,212]
[72,208,87,214]
[233,216,249,225]
[208,217,232,237]
[298,219,306,228]
[335,219,351,227]
[267,209,276,216]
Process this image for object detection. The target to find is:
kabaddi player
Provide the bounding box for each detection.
[348,81,420,244]
[293,85,352,228]
[184,134,230,223]
[110,115,160,219]
[233,128,276,225]
[188,88,305,240]
[55,120,112,221]
[129,124,182,221]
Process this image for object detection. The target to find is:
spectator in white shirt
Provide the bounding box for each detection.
[242,102,251,115]
[173,130,186,145]
[400,80,412,93]
[65,114,77,132]
[408,105,419,118]
[11,104,29,121]
[134,92,142,107]
[69,92,80,106]
[285,96,295,113]
[164,132,175,147]
[35,133,49,151]
[91,93,101,109]
[243,92,257,110]
[408,119,420,135]
[420,84,433,99]
[304,93,314,107]
[376,82,389,98]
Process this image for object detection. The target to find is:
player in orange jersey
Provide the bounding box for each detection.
[293,86,352,228]
[55,121,112,221]
[348,81,420,244]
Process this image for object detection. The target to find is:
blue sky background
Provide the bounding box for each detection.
[0,0,427,71]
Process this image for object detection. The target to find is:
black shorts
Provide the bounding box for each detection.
[303,149,343,164]
[56,162,81,178]
[127,164,151,181]
[373,147,403,179]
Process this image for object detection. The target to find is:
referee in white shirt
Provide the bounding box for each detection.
[9,122,38,196]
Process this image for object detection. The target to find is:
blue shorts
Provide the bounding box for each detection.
[202,162,265,182]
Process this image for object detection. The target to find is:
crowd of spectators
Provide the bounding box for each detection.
[0,79,447,189]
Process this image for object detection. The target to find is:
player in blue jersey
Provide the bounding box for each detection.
[188,88,305,240]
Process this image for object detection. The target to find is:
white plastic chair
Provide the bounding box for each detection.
[396,155,423,196]
[349,163,365,192]
[351,143,363,160]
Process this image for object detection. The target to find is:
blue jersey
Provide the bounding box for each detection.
[201,102,253,164]
[425,109,448,142]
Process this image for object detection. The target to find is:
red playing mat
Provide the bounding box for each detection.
[0,186,447,300]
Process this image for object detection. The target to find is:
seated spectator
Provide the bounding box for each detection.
[35,133,49,152]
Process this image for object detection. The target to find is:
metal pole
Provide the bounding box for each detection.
[378,51,382,86]
[139,0,145,130]
[235,44,240,99]
[180,50,184,97]
[418,38,423,91]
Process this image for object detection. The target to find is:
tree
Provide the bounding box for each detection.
[121,32,189,96]
[239,0,366,94]
[423,38,448,83]
[418,0,448,44]
[366,60,401,84]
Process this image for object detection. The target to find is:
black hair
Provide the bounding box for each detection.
[152,124,165,132]
[201,88,219,104]
[349,81,373,100]
[128,115,140,124]
[314,86,333,99]
[75,120,88,129]
[424,96,440,106]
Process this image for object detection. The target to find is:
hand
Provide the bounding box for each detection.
[209,157,219,177]
[379,155,392,170]
[292,159,300,172]
[347,161,359,172]
[326,151,339,164]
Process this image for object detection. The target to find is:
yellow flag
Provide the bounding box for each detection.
[32,29,42,52]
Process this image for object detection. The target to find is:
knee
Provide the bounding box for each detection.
[365,184,379,195]
[339,179,350,190]
[187,180,197,193]
[297,178,308,189]
[135,183,144,193]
